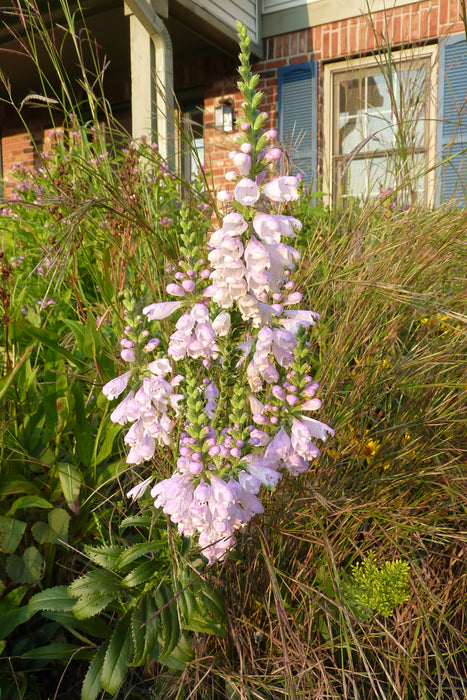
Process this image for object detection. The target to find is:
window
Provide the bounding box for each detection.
[178,102,204,185]
[323,48,437,205]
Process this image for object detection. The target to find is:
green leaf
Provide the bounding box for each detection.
[93,420,121,467]
[83,313,98,359]
[71,381,93,467]
[0,585,28,614]
[69,569,121,600]
[43,610,112,639]
[29,585,75,614]
[0,605,33,638]
[118,541,165,569]
[0,476,38,497]
[58,462,81,508]
[81,642,107,700]
[31,507,71,544]
[22,643,88,660]
[16,321,84,368]
[8,496,53,515]
[121,558,162,588]
[131,594,159,667]
[101,613,133,695]
[72,594,119,620]
[159,633,194,670]
[0,516,26,553]
[6,546,43,584]
[84,544,122,569]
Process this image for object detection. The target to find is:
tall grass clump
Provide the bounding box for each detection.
[1,3,466,700]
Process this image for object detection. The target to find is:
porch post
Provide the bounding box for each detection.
[124,0,174,163]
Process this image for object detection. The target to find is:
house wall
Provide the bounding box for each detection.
[203,0,464,189]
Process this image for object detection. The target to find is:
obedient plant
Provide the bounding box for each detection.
[103,23,334,565]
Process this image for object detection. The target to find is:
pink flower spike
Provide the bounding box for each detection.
[143,301,182,320]
[166,283,186,297]
[234,178,260,206]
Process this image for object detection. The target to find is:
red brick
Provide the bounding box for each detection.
[449,0,460,22]
[323,29,330,59]
[331,29,339,57]
[429,5,439,36]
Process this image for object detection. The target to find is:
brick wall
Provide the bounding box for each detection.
[203,0,464,189]
[1,0,463,195]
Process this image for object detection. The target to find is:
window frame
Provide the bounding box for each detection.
[323,45,438,206]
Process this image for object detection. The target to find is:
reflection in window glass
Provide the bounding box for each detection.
[332,58,430,204]
[181,106,204,184]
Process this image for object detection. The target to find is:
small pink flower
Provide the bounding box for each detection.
[166,283,186,297]
[264,148,282,162]
[103,371,131,400]
[234,178,260,206]
[217,190,234,203]
[263,176,300,202]
[121,348,136,362]
[143,301,182,320]
[231,151,251,176]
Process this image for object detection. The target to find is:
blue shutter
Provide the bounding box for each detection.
[278,61,318,188]
[436,34,467,206]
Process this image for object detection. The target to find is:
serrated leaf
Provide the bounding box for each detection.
[120,514,153,533]
[32,508,71,544]
[6,546,43,584]
[69,570,121,600]
[82,642,107,700]
[72,593,119,620]
[29,586,75,614]
[156,585,180,659]
[101,613,133,695]
[130,601,146,666]
[118,541,164,569]
[0,516,26,553]
[84,544,123,569]
[159,633,194,670]
[121,558,161,588]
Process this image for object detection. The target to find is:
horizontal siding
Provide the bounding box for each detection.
[193,0,258,42]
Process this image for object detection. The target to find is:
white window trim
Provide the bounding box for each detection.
[322,44,438,206]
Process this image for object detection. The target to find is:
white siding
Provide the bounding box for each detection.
[193,0,259,43]
[263,0,420,19]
